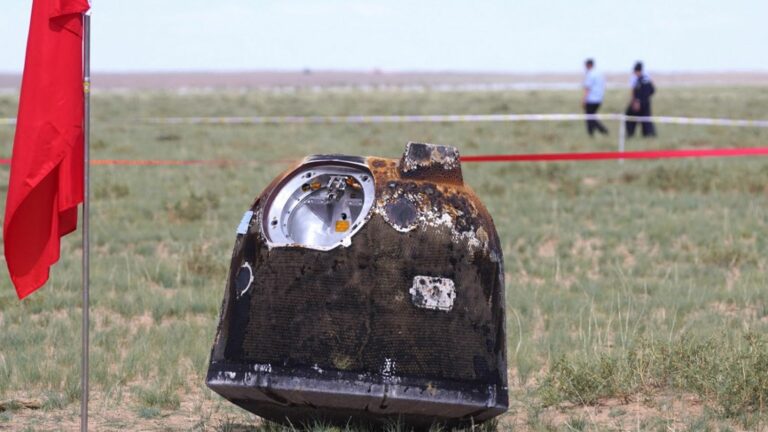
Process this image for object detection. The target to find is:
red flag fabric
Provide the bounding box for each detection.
[4,0,90,299]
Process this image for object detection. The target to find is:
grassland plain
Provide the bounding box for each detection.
[0,86,767,431]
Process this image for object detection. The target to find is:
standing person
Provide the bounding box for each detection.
[582,58,609,136]
[625,61,656,137]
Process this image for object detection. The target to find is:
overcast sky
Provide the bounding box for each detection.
[1,0,766,74]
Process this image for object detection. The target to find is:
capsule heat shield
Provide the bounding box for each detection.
[207,143,508,427]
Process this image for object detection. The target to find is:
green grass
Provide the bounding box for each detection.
[1,85,768,430]
[540,333,768,414]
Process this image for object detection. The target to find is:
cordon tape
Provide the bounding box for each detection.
[137,113,768,128]
[2,113,768,127]
[2,113,768,166]
[4,147,768,166]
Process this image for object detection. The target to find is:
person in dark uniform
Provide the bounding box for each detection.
[582,58,609,136]
[625,61,656,137]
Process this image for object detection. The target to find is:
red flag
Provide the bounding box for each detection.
[4,0,90,299]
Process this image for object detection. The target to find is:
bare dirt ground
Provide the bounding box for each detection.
[1,70,767,91]
[0,388,258,432]
[2,390,754,431]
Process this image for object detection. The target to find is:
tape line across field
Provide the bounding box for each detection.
[1,113,768,127]
[1,113,767,166]
[136,113,768,128]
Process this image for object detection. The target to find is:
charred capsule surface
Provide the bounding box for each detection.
[207,143,508,427]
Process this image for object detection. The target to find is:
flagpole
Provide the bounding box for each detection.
[81,11,91,432]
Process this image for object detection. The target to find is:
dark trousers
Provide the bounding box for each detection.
[626,102,656,137]
[584,102,608,136]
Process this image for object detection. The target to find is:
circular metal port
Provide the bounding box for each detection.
[262,161,375,250]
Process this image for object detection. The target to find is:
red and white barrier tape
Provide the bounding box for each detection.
[137,113,768,128]
[3,147,768,167]
[460,147,768,163]
[2,113,768,127]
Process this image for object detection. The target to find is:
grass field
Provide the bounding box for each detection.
[1,85,768,431]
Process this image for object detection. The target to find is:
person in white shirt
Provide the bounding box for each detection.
[582,58,609,136]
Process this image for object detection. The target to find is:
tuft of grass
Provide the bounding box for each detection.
[169,190,221,222]
[41,392,66,411]
[539,354,628,406]
[94,181,131,199]
[539,333,768,419]
[136,384,181,410]
[186,243,227,278]
[137,406,162,419]
[564,417,587,432]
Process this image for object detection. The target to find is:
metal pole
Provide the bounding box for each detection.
[81,11,91,432]
[618,114,626,164]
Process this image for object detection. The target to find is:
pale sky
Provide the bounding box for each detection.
[1,0,766,73]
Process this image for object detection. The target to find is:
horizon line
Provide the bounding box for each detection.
[1,68,768,76]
